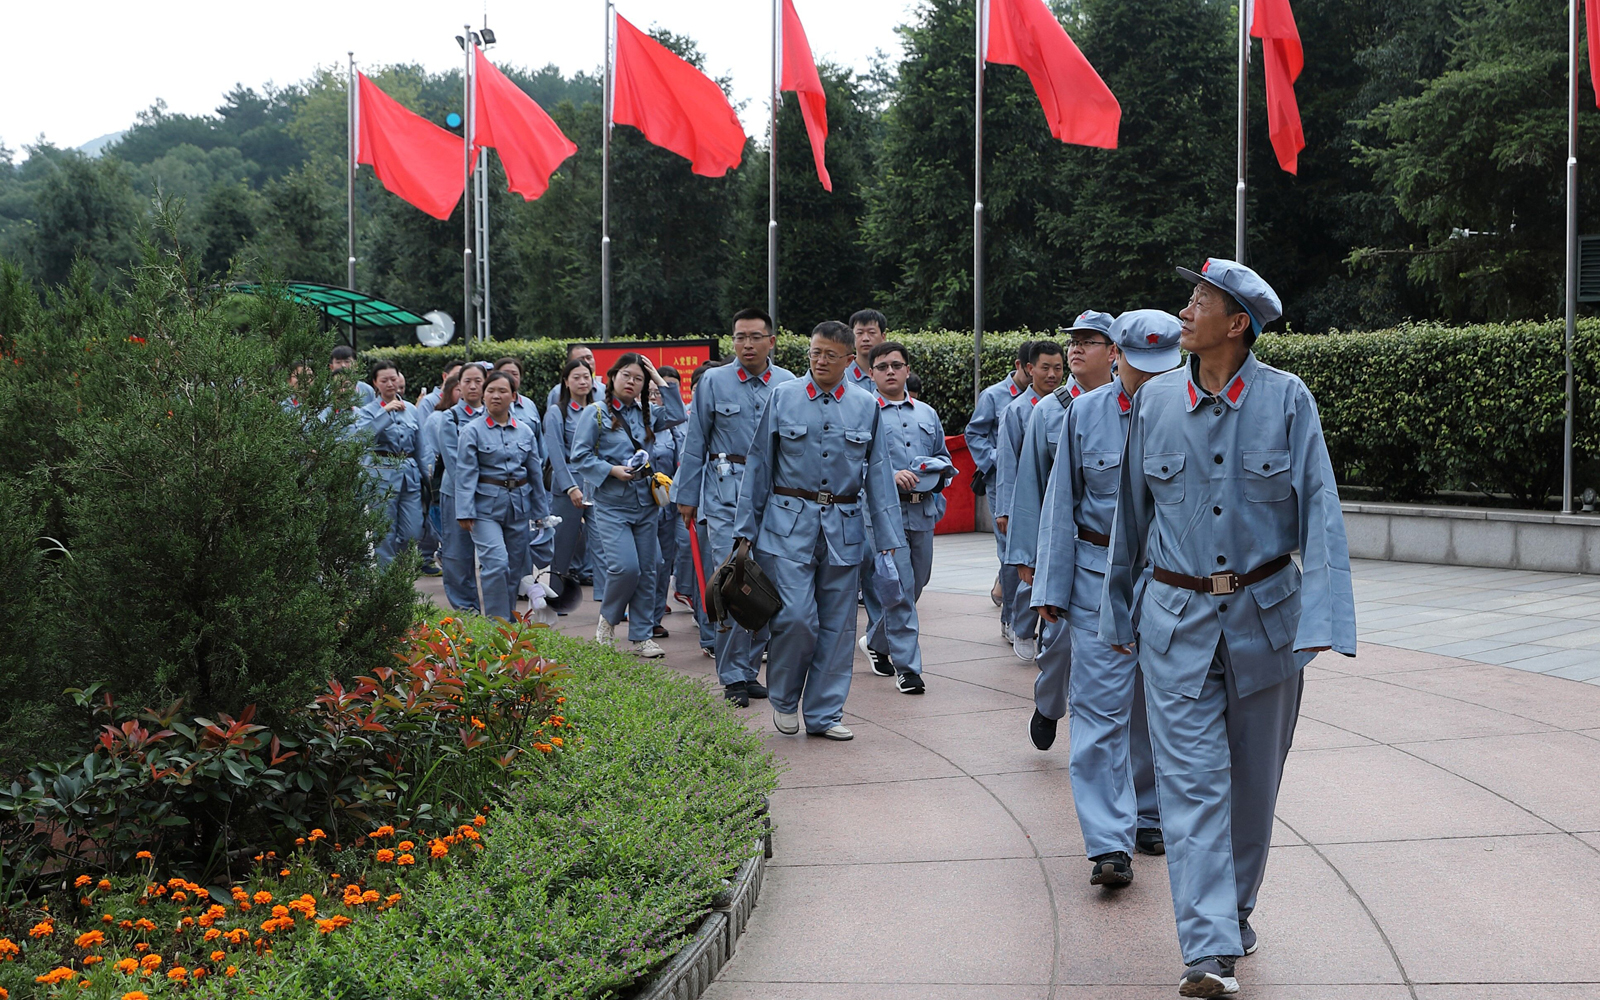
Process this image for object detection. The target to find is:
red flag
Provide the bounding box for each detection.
[473,49,578,201]
[356,73,465,220]
[1588,0,1600,107]
[1251,0,1305,174]
[612,14,747,177]
[986,0,1120,149]
[780,0,831,191]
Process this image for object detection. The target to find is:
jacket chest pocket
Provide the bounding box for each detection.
[778,423,809,461]
[1144,454,1185,505]
[844,429,873,460]
[714,401,741,424]
[1083,450,1121,497]
[840,506,864,545]
[917,417,943,447]
[1242,449,1292,503]
[765,494,801,537]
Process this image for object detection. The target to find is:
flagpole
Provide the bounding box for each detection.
[973,0,985,408]
[346,52,357,349]
[1235,0,1249,262]
[768,0,780,329]
[463,25,476,356]
[1563,0,1578,513]
[601,0,614,343]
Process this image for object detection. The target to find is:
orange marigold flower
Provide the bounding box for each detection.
[82,956,103,966]
[1,987,8,1000]
[370,825,394,839]
[359,889,378,905]
[383,893,402,909]
[180,916,195,927]
[0,937,18,959]
[328,873,341,880]
[193,967,206,978]
[170,891,187,904]
[397,853,415,866]
[534,742,553,753]
[211,950,226,962]
[470,716,486,729]
[75,875,93,888]
[123,992,150,1000]
[429,840,449,859]
[133,918,156,932]
[203,928,221,941]
[224,928,249,944]
[316,915,353,934]
[134,943,149,953]
[375,849,395,863]
[29,920,54,938]
[118,920,133,930]
[278,868,291,878]
[35,967,76,985]
[139,954,162,970]
[252,891,272,906]
[472,814,486,827]
[80,897,92,906]
[259,916,295,934]
[226,965,238,977]
[270,905,290,918]
[551,737,564,747]
[309,828,326,840]
[98,880,112,892]
[166,967,187,981]
[294,838,306,846]
[75,930,105,948]
[396,841,414,852]
[135,851,152,860]
[115,959,140,974]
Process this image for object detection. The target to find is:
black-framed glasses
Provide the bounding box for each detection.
[1068,338,1113,349]
[871,361,909,373]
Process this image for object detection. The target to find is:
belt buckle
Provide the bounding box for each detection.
[1208,571,1239,596]
[910,492,922,504]
[816,490,834,505]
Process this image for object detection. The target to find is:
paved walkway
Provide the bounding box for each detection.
[419,536,1600,998]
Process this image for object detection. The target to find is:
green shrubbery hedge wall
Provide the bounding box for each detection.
[367,320,1600,504]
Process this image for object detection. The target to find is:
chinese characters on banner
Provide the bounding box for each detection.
[583,340,719,405]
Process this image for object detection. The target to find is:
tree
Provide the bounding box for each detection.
[23,151,142,287]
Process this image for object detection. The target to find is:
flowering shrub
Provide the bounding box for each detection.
[0,618,569,892]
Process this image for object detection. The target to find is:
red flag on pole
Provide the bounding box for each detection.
[1587,0,1600,106]
[473,48,578,201]
[985,0,1120,149]
[612,14,747,177]
[780,0,831,191]
[1250,0,1305,174]
[355,73,465,220]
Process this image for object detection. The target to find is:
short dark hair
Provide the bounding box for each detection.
[849,308,888,333]
[441,361,463,378]
[330,345,356,362]
[731,307,774,333]
[493,356,521,372]
[368,359,398,381]
[691,359,717,389]
[483,370,516,392]
[869,341,908,366]
[905,372,922,395]
[811,320,854,350]
[566,343,592,359]
[658,365,680,381]
[1014,341,1035,366]
[1029,340,1064,364]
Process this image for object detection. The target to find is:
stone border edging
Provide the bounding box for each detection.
[631,845,767,1000]
[1342,500,1600,574]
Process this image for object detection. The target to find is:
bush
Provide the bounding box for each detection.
[369,321,1600,504]
[0,239,417,752]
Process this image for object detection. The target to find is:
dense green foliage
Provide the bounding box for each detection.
[2,0,1594,339]
[0,233,416,772]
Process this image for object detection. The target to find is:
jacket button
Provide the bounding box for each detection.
[1214,455,1223,464]
[1262,463,1271,471]
[1217,555,1227,564]
[822,452,829,458]
[1213,407,1222,416]
[1213,506,1222,515]
[1161,466,1169,473]
[1219,602,1229,612]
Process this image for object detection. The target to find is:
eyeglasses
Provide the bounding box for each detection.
[1068,339,1113,349]
[871,361,908,373]
[732,333,771,344]
[614,371,645,384]
[808,349,849,363]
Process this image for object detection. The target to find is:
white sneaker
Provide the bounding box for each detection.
[772,710,800,735]
[1013,636,1038,660]
[595,618,615,646]
[857,634,871,657]
[633,638,665,658]
[812,724,853,741]
[1002,622,1016,644]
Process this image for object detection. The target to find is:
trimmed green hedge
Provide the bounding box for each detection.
[367,320,1600,503]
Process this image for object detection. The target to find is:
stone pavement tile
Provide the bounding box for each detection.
[1484,618,1600,644]
[889,707,1066,776]
[974,768,1085,858]
[917,614,1009,644]
[1321,833,1600,983]
[1276,744,1556,844]
[1381,662,1600,730]
[1405,731,1600,831]
[768,775,1033,866]
[840,671,1031,722]
[1081,989,1414,1000]
[713,858,1054,985]
[765,719,964,790]
[1579,832,1600,850]
[1540,658,1600,682]
[1503,647,1600,674]
[1419,638,1518,658]
[1530,626,1600,649]
[1300,674,1555,744]
[1289,716,1378,751]
[919,635,1021,667]
[1311,643,1466,677]
[927,656,1041,701]
[1413,988,1600,1000]
[1244,845,1406,985]
[704,985,1046,1000]
[1474,643,1577,666]
[1046,852,1181,985]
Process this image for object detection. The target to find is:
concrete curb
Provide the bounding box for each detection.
[631,844,767,1000]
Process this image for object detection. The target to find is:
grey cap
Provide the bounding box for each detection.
[1111,309,1183,374]
[1175,257,1283,336]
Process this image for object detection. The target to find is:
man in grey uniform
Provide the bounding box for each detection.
[1100,259,1356,997]
[735,321,905,741]
[671,308,795,706]
[993,340,1065,660]
[963,341,1032,628]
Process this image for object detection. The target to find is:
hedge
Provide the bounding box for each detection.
[367,320,1600,504]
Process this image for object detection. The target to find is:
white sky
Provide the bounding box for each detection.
[1,0,918,156]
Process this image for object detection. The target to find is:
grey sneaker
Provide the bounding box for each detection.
[1239,918,1258,956]
[595,618,616,646]
[632,638,665,658]
[1012,635,1038,660]
[772,710,800,735]
[1178,956,1239,997]
[811,723,854,741]
[1002,622,1016,644]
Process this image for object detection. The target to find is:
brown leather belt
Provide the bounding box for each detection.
[481,476,529,489]
[1075,524,1111,547]
[374,450,412,459]
[775,486,859,505]
[899,491,935,504]
[714,452,747,464]
[1154,554,1293,597]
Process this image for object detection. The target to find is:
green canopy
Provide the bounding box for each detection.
[231,282,428,328]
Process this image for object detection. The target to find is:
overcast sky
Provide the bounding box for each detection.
[1,0,921,156]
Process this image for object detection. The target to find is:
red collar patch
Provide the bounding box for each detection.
[1226,376,1245,404]
[833,382,846,401]
[464,404,480,416]
[1030,394,1040,406]
[850,363,864,381]
[738,365,775,384]
[1117,390,1131,413]
[609,397,624,410]
[1008,382,1021,397]
[805,381,818,399]
[1186,382,1199,408]
[569,400,583,411]
[1069,384,1082,397]
[486,415,516,429]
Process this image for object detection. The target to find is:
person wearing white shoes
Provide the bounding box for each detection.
[993,340,1067,661]
[570,354,687,658]
[857,341,954,695]
[1099,259,1356,997]
[734,321,906,741]
[963,341,1033,636]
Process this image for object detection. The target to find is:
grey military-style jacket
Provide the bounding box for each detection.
[668,360,795,512]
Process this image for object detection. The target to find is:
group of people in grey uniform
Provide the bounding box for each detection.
[963,258,1355,997]
[324,255,1353,998]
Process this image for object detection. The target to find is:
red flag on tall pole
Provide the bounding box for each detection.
[473,49,578,201]
[780,0,831,191]
[612,14,747,177]
[1587,0,1600,106]
[1250,0,1305,174]
[985,0,1120,149]
[355,73,465,220]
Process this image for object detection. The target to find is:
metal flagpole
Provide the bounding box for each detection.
[601,0,614,343]
[973,0,985,408]
[1235,0,1249,262]
[769,0,780,329]
[476,148,491,341]
[1564,0,1579,513]
[463,27,476,357]
[347,53,359,347]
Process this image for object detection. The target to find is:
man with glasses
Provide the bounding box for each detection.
[672,309,795,706]
[735,321,905,741]
[856,341,953,693]
[993,340,1066,660]
[965,341,1034,634]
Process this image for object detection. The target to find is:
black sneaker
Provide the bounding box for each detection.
[745,680,769,700]
[1178,956,1239,997]
[724,682,749,708]
[895,668,925,694]
[1089,851,1133,887]
[1137,826,1166,856]
[869,649,894,676]
[1239,918,1257,956]
[1029,710,1058,751]
[652,624,669,638]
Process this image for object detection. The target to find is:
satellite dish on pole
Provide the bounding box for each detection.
[416,310,455,347]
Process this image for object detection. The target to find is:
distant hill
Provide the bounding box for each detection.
[76,132,126,158]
